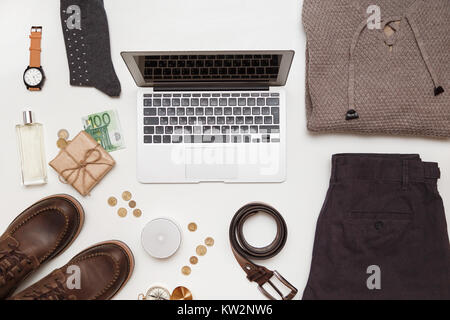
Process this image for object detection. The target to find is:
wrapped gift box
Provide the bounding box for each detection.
[49,131,115,196]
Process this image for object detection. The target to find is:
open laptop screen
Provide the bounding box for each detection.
[121,50,294,88]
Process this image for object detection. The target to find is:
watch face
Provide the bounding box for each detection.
[24,68,44,86]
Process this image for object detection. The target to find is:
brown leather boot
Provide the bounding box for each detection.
[0,194,84,299]
[10,241,134,300]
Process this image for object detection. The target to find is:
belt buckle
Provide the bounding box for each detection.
[257,270,298,300]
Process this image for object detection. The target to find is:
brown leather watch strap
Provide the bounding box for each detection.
[229,203,297,300]
[29,26,42,68]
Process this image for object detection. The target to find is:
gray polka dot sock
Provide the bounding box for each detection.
[61,0,121,97]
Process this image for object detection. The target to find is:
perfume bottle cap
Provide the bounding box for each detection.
[23,111,34,125]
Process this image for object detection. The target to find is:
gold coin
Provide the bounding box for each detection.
[189,256,198,265]
[196,245,207,256]
[122,191,132,201]
[133,208,142,218]
[181,266,191,276]
[128,200,136,208]
[57,129,69,140]
[205,237,215,247]
[56,138,68,149]
[170,286,193,300]
[188,222,197,232]
[107,196,117,207]
[117,208,127,218]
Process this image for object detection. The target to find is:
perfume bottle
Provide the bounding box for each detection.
[16,111,47,186]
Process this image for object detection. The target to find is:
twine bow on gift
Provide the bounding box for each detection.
[59,148,113,195]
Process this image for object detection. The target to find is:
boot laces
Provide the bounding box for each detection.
[23,278,76,300]
[0,243,33,283]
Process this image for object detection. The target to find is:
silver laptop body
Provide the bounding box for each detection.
[121,50,294,183]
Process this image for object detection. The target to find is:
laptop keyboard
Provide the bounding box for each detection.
[142,54,281,82]
[142,92,281,144]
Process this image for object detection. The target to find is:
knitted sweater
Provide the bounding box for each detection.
[303,0,450,137]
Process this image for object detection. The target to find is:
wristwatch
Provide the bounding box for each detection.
[23,26,45,91]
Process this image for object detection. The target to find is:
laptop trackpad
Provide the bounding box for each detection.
[186,163,238,180]
[185,148,238,181]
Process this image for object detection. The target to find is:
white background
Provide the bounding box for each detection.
[0,0,449,300]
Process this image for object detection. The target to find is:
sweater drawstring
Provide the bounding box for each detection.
[405,14,444,96]
[346,2,444,121]
[346,19,368,121]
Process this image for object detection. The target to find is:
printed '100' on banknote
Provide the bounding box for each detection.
[82,109,125,152]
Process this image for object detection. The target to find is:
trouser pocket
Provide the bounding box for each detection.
[343,211,412,252]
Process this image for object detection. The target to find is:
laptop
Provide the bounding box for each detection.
[121,50,294,183]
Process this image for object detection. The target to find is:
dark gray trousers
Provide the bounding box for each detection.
[303,154,450,300]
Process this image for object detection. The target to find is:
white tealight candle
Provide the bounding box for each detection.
[141,218,182,259]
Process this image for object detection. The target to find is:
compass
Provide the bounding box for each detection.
[138,286,171,300]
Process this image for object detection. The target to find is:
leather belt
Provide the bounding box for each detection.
[229,203,298,300]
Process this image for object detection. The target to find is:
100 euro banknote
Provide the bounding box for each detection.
[82,109,125,152]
